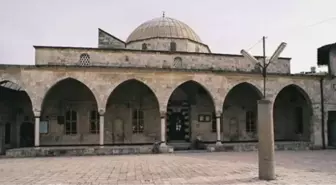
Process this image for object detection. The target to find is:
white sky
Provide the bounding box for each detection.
[1,0,336,72]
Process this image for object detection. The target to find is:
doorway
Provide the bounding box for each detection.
[166,100,190,142]
[328,111,336,147]
[168,112,186,140]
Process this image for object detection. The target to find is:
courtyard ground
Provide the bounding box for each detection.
[0,150,336,185]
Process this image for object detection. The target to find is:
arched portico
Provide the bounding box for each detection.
[0,80,35,153]
[40,77,100,145]
[104,79,160,144]
[222,82,263,142]
[165,80,216,144]
[273,84,313,142]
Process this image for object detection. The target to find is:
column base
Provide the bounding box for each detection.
[159,142,174,153]
[215,140,222,146]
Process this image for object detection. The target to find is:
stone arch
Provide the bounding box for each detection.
[222,82,263,142]
[104,78,161,144]
[165,80,216,142]
[0,80,35,149]
[40,77,100,145]
[101,77,161,113]
[105,78,160,109]
[41,77,99,112]
[0,75,37,110]
[38,76,101,111]
[165,80,216,112]
[273,84,313,142]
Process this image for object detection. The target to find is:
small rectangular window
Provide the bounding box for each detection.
[5,123,11,144]
[295,107,303,134]
[132,109,144,133]
[246,111,256,133]
[211,112,223,132]
[89,110,100,134]
[65,110,77,135]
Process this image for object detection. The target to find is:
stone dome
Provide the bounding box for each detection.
[126,16,202,43]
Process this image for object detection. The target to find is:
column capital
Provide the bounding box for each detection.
[160,111,166,118]
[33,110,41,118]
[216,111,222,118]
[98,108,105,116]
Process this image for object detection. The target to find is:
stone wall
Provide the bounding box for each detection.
[126,38,210,53]
[0,65,324,147]
[98,29,125,49]
[321,77,336,147]
[34,47,291,74]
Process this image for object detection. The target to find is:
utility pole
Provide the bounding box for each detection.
[241,37,287,180]
[262,36,266,99]
[241,37,287,99]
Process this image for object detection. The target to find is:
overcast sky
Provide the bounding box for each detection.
[1,0,336,72]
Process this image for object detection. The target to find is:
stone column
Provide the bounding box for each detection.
[160,111,166,146]
[99,109,105,147]
[34,111,41,147]
[216,111,222,146]
[257,99,275,180]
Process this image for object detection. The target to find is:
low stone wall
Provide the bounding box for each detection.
[206,141,312,152]
[5,142,312,158]
[5,146,156,158]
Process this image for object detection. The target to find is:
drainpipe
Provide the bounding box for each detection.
[320,76,326,149]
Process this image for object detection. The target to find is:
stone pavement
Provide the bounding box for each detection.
[1,150,336,185]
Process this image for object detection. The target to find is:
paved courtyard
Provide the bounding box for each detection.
[1,150,336,185]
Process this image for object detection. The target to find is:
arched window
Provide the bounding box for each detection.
[170,42,176,51]
[132,109,144,133]
[65,110,77,134]
[79,53,90,66]
[90,110,100,134]
[195,46,200,52]
[142,43,147,50]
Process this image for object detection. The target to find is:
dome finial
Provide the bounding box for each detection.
[162,11,165,18]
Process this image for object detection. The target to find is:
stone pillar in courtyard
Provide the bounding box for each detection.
[216,111,222,146]
[34,110,40,147]
[99,109,105,147]
[257,99,275,180]
[160,111,166,146]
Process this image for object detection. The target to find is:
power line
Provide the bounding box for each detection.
[247,37,264,51]
[272,16,336,40]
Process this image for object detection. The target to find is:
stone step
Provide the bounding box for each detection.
[168,142,191,150]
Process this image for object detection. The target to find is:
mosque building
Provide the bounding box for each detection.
[1,14,335,156]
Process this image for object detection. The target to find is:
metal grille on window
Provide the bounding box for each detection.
[173,57,182,68]
[79,53,90,66]
[132,109,144,133]
[90,110,100,134]
[245,111,256,133]
[65,110,77,135]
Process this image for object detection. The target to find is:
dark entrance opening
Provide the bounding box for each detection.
[166,100,190,142]
[168,112,186,140]
[328,111,336,147]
